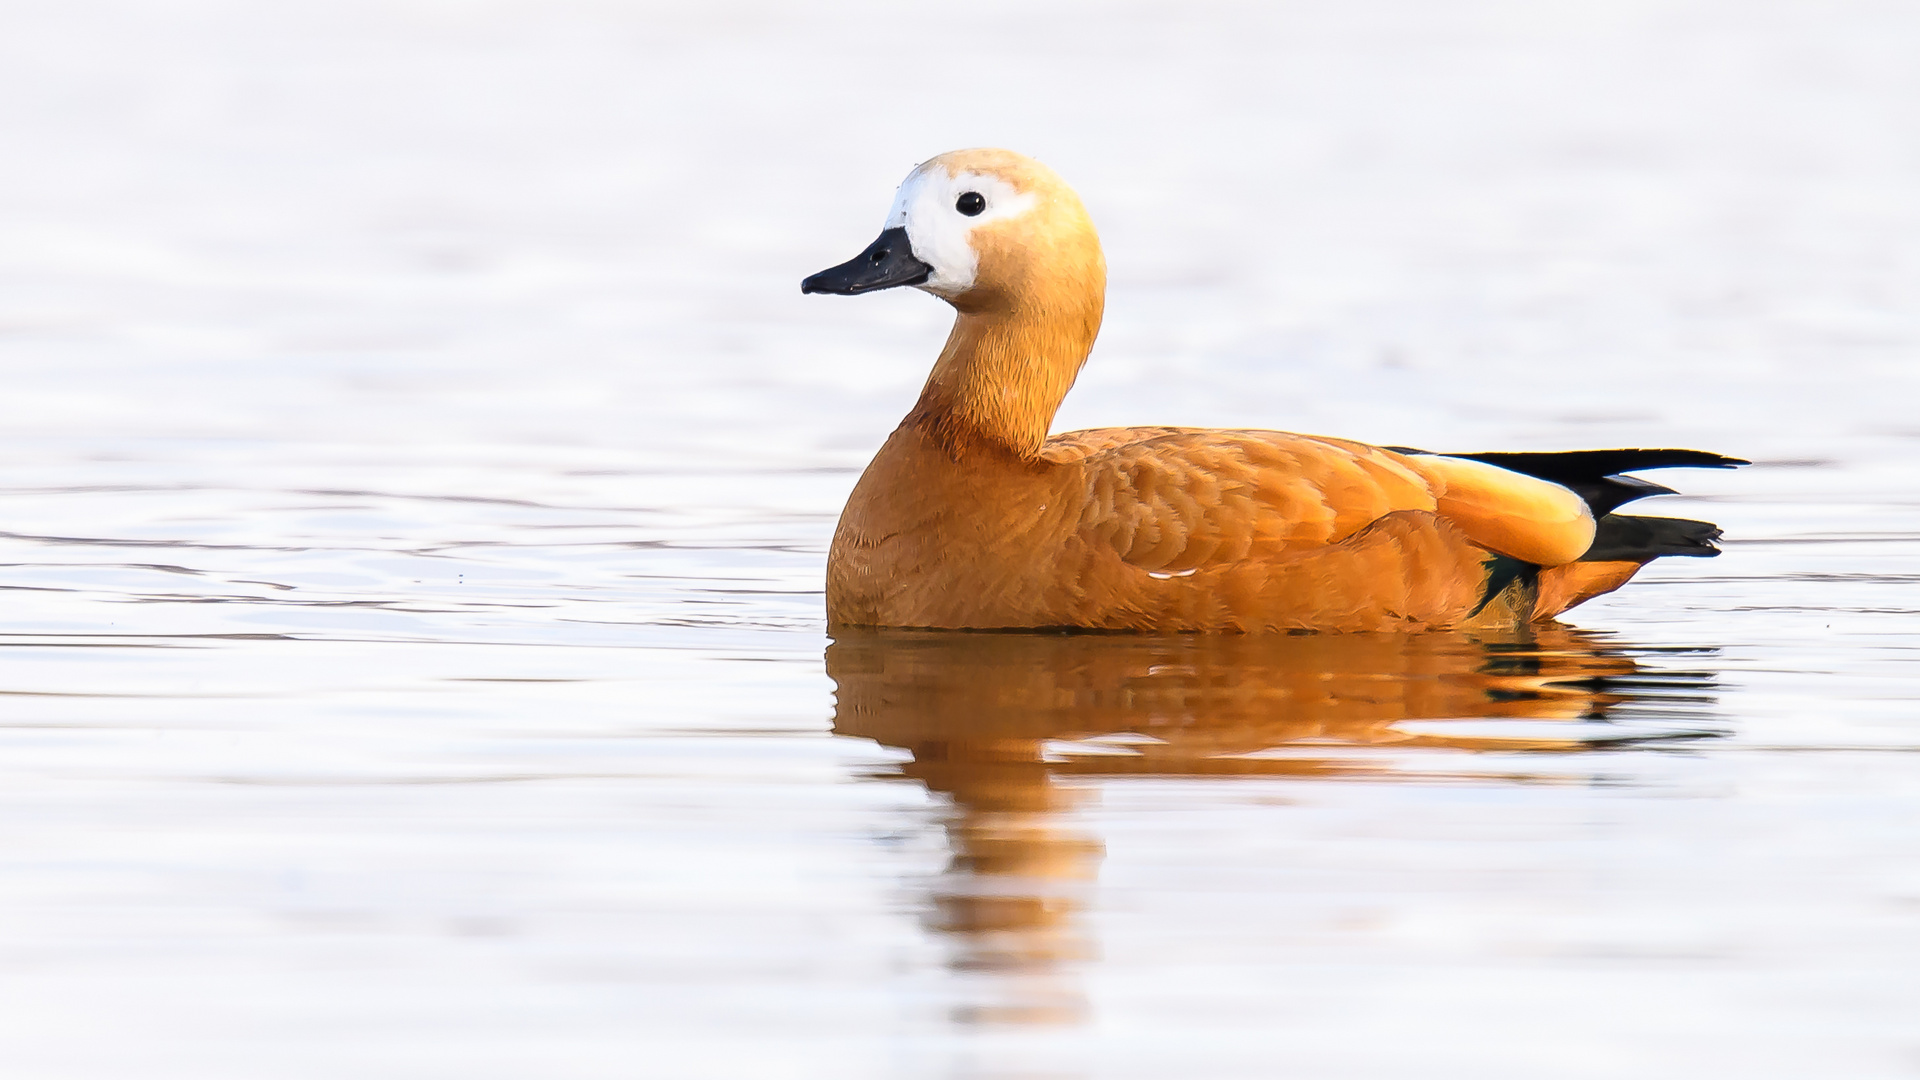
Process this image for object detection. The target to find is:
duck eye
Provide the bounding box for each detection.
[955,191,985,216]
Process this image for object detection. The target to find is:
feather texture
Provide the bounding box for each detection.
[813,149,1742,632]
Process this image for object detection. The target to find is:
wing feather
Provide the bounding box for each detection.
[1050,428,1438,574]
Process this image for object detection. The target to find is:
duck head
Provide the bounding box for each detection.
[804,150,1107,457]
[802,149,1105,317]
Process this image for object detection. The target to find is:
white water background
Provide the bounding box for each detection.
[0,2,1916,1077]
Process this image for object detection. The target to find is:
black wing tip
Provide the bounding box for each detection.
[1429,448,1745,516]
[1387,447,1750,473]
[1455,448,1749,473]
[1627,449,1748,470]
[1622,476,1680,497]
[1587,474,1679,515]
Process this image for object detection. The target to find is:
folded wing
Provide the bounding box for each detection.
[1051,428,1601,574]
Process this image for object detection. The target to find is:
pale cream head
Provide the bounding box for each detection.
[885,154,1037,297]
[801,149,1110,457]
[882,149,1104,312]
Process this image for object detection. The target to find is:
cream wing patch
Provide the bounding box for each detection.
[885,165,1037,298]
[1408,455,1596,566]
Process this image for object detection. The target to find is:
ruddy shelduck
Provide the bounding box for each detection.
[803,148,1743,632]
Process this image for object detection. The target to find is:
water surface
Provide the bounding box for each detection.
[0,2,1917,1077]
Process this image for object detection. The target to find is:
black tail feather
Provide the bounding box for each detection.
[1382,445,1745,564]
[1585,514,1724,561]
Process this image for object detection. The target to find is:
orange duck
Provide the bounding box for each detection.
[802,149,1743,632]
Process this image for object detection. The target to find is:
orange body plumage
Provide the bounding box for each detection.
[804,149,1741,632]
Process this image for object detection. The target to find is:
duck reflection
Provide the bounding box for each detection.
[828,628,1717,1024]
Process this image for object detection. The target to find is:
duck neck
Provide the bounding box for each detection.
[905,294,1104,461]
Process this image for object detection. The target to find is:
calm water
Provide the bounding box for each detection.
[1,2,1917,1077]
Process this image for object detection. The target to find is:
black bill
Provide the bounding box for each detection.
[801,227,932,295]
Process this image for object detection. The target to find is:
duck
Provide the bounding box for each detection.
[802,148,1744,633]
